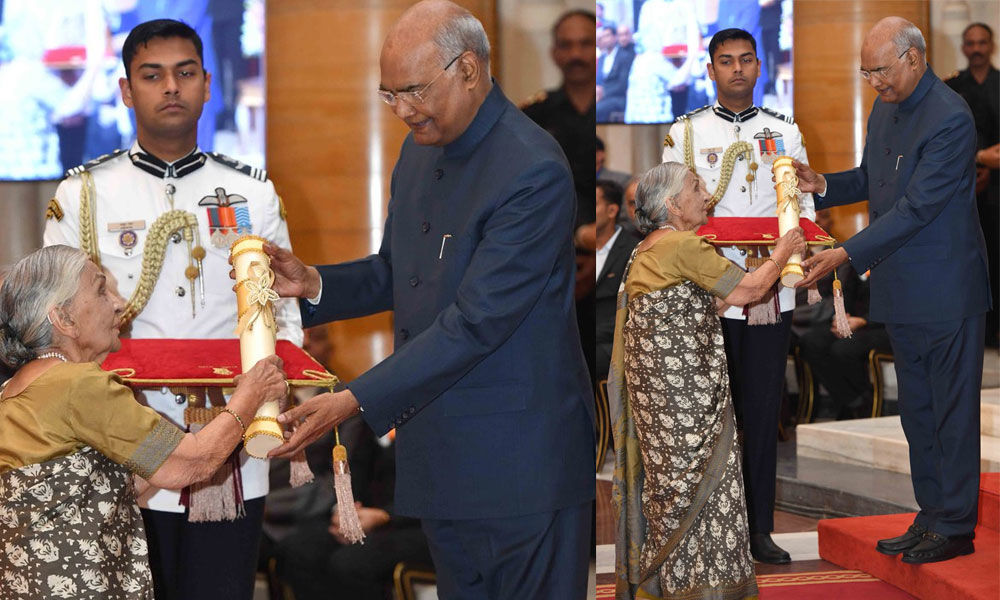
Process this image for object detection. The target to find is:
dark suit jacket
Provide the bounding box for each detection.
[301,84,595,520]
[820,68,990,324]
[595,227,640,380]
[602,44,635,102]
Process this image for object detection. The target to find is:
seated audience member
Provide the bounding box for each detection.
[620,176,643,240]
[0,245,286,598]
[596,24,636,122]
[595,180,639,382]
[273,423,431,600]
[794,223,891,419]
[596,135,632,188]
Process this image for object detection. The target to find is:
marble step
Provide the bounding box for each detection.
[797,411,1000,476]
[983,387,999,437]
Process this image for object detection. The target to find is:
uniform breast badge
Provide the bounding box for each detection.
[701,147,723,167]
[199,187,251,248]
[108,220,146,256]
[754,128,786,164]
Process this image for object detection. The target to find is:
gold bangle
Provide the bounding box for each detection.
[221,408,246,434]
[768,257,782,271]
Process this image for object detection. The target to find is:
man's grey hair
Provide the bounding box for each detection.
[634,162,689,234]
[434,12,491,71]
[893,22,926,56]
[0,245,89,369]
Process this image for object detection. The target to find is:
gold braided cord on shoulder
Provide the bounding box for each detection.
[78,172,102,268]
[683,118,695,171]
[707,142,754,210]
[681,119,755,211]
[120,210,200,324]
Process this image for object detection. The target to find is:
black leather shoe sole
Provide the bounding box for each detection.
[901,539,974,564]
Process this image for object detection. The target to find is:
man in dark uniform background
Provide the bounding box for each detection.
[946,22,998,347]
[521,9,597,226]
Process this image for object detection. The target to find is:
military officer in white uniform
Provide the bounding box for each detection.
[43,19,301,600]
[662,28,814,565]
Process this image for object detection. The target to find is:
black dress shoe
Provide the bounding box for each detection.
[750,533,791,564]
[901,532,974,564]
[876,524,926,555]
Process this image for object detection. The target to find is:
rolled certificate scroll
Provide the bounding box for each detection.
[771,156,805,287]
[231,235,283,458]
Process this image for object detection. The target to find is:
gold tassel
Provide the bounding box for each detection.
[332,428,365,544]
[183,406,245,522]
[832,277,853,339]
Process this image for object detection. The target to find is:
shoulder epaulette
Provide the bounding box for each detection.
[63,149,126,179]
[518,89,548,110]
[675,105,711,121]
[207,152,269,182]
[760,107,795,124]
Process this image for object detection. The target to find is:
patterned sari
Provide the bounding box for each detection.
[608,233,758,600]
[0,362,184,599]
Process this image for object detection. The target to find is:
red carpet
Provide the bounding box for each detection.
[757,570,916,599]
[595,571,918,599]
[980,472,998,531]
[818,474,1000,600]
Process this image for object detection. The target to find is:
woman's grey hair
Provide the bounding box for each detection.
[434,11,491,71]
[634,162,690,234]
[892,22,926,56]
[0,245,89,369]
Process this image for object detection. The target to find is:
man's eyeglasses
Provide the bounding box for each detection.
[378,52,465,106]
[859,47,911,81]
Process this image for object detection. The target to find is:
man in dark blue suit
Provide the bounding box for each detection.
[794,17,990,564]
[260,1,595,597]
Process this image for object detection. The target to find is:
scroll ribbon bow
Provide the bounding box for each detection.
[236,261,279,335]
[776,173,801,215]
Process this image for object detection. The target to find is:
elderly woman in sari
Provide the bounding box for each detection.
[609,162,805,599]
[0,245,287,599]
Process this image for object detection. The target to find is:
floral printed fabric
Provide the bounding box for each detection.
[610,275,757,600]
[0,447,152,599]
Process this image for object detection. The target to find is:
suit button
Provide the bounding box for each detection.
[407,407,415,415]
[872,210,879,218]
[171,232,183,244]
[399,328,410,340]
[175,287,186,297]
[409,276,420,287]
[421,221,430,233]
[174,394,186,405]
[878,180,885,188]
[434,169,443,180]
[884,147,891,155]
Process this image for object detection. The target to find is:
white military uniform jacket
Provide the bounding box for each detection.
[662,102,815,319]
[44,142,303,512]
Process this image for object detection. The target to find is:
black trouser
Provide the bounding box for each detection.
[141,498,265,600]
[722,314,793,535]
[798,324,892,415]
[274,517,432,600]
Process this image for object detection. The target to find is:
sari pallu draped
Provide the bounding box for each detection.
[608,249,757,600]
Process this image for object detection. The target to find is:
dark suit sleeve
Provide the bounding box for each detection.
[841,110,976,271]
[348,159,575,435]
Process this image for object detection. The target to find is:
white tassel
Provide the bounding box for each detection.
[832,279,853,338]
[289,451,315,487]
[332,444,365,544]
[807,284,822,305]
[281,394,315,487]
